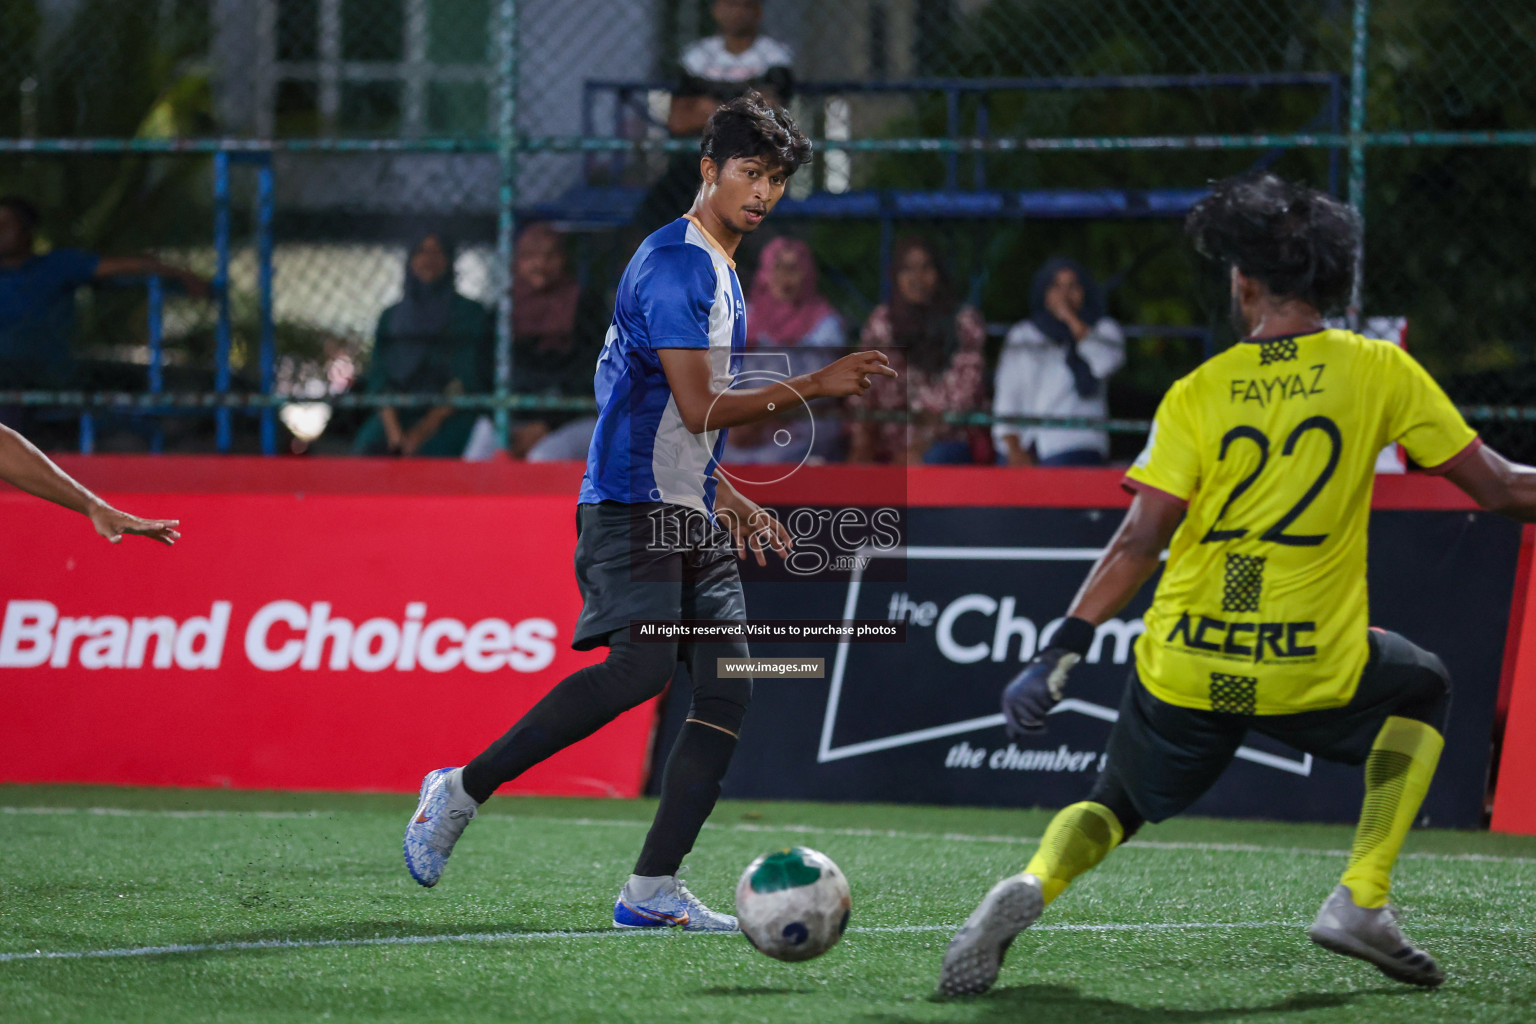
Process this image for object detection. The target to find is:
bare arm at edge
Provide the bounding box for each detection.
[0,425,180,544]
[1445,444,1536,524]
[1065,491,1183,624]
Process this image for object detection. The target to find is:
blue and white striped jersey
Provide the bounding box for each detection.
[578,216,745,515]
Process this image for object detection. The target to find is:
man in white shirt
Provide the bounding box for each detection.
[993,258,1125,466]
[667,0,795,138]
[633,1,796,242]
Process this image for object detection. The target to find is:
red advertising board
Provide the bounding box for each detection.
[0,484,647,796]
[1492,526,1536,835]
[1,455,1513,810]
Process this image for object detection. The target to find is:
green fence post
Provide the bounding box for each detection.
[1348,0,1370,327]
[494,0,519,447]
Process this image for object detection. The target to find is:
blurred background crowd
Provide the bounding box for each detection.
[1,0,1531,464]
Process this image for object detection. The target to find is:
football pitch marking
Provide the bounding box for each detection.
[0,922,1323,965]
[3,918,1529,966]
[6,805,1536,865]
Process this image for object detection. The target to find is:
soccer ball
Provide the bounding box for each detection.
[735,846,852,962]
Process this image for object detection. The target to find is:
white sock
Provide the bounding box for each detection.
[447,767,480,807]
[624,874,672,901]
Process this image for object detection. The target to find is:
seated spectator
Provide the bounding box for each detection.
[849,237,987,465]
[513,224,604,461]
[669,0,794,139]
[721,236,841,465]
[0,195,210,410]
[993,257,1125,467]
[352,233,491,458]
[630,0,795,242]
[747,236,843,351]
[719,418,814,466]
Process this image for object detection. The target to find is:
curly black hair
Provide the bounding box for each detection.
[700,91,812,176]
[1184,173,1362,314]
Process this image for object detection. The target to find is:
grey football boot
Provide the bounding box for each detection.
[939,873,1044,996]
[1308,884,1445,987]
[403,766,478,887]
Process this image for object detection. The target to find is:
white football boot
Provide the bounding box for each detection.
[613,875,738,932]
[1308,884,1444,987]
[939,873,1044,996]
[403,766,478,888]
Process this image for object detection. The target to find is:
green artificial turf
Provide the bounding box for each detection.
[3,784,1534,1023]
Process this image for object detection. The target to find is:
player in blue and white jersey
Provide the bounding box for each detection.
[404,94,895,931]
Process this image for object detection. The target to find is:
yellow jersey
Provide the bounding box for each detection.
[1123,329,1478,715]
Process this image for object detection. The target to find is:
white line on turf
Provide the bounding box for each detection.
[1,806,322,820]
[0,923,1294,964]
[4,918,1530,966]
[5,805,1536,865]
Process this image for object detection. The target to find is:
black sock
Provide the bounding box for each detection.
[461,636,675,804]
[633,721,738,877]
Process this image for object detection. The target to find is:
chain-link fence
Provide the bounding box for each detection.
[1,0,1532,459]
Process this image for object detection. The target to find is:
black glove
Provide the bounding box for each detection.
[1001,617,1096,739]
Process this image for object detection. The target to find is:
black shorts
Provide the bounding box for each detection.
[1104,629,1450,823]
[570,501,747,651]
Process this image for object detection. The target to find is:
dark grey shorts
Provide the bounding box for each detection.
[570,501,748,651]
[1105,629,1451,823]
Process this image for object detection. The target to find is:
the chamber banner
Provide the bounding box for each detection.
[654,506,1517,828]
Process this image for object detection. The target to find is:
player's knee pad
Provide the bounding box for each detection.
[687,693,749,737]
[1086,771,1146,841]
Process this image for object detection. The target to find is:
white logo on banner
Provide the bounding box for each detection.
[816,547,1312,778]
[0,600,557,674]
[0,600,231,670]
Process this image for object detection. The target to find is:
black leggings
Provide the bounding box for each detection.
[461,630,751,807]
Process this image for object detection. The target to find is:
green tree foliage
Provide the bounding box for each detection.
[831,0,1534,448]
[0,0,215,252]
[0,1,220,378]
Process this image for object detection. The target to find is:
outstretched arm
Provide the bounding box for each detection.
[659,347,896,434]
[1066,491,1184,623]
[1444,444,1536,523]
[1001,491,1181,737]
[666,94,717,136]
[0,425,181,545]
[95,256,211,299]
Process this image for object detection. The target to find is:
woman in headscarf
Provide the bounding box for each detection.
[723,236,844,465]
[352,233,492,457]
[849,236,986,464]
[746,236,844,350]
[992,257,1124,467]
[511,224,606,460]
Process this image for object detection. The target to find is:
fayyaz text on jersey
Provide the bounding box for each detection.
[1229,364,1326,406]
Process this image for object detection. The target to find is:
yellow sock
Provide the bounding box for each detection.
[1340,716,1444,909]
[1024,801,1125,906]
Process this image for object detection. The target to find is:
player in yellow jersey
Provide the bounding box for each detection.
[942,172,1536,996]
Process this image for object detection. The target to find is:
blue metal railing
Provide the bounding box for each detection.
[213,151,233,452]
[76,152,276,455]
[580,72,1345,195]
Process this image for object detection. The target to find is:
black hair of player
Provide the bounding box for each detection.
[0,195,41,236]
[700,92,812,177]
[1184,173,1362,314]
